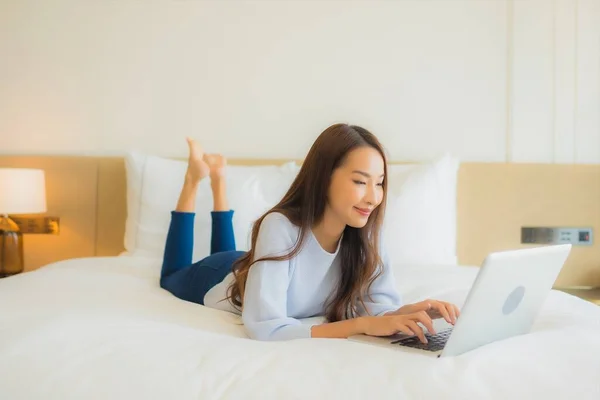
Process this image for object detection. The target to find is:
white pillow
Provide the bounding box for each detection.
[123,150,458,266]
[124,151,300,261]
[383,154,459,265]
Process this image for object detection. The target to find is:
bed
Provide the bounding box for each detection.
[1,152,599,399]
[1,255,599,399]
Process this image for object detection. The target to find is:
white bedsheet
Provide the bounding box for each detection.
[0,256,599,400]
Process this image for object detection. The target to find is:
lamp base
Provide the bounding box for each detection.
[0,215,24,277]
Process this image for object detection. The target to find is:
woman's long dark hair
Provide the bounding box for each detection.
[226,123,388,322]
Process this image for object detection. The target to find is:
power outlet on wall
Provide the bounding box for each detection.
[9,216,60,235]
[521,227,593,246]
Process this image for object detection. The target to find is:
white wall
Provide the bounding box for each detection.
[511,0,600,163]
[0,0,598,163]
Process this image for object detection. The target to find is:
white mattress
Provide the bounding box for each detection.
[1,256,599,400]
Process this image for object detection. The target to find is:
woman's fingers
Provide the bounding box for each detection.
[423,299,461,325]
[445,303,457,324]
[432,301,453,324]
[404,320,427,344]
[411,311,436,336]
[396,324,415,336]
[454,304,461,318]
[413,301,431,312]
[437,301,460,324]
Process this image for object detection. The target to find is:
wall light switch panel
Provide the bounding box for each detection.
[521,227,593,246]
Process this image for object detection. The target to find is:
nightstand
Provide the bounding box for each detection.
[0,272,21,278]
[554,287,600,306]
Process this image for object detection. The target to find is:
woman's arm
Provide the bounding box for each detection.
[242,213,313,341]
[310,318,365,338]
[311,313,436,343]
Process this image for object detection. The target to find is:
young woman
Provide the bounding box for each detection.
[160,124,460,342]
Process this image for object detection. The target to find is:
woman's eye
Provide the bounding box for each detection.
[377,183,384,187]
[353,180,366,185]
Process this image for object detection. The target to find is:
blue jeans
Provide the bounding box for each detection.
[159,210,246,305]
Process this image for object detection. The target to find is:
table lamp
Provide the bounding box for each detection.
[0,168,47,277]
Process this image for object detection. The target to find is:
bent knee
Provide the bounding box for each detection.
[160,276,169,290]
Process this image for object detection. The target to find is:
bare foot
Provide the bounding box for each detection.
[203,154,227,181]
[185,137,210,184]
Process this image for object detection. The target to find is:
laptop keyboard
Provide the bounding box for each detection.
[390,328,453,352]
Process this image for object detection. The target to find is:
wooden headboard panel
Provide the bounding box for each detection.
[1,155,598,287]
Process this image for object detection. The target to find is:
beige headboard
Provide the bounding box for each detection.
[1,156,598,288]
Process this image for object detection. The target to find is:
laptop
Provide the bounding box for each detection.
[348,244,572,357]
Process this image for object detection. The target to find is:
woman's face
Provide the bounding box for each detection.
[327,146,385,228]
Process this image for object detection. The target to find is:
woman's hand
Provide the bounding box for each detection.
[394,299,460,325]
[360,312,436,344]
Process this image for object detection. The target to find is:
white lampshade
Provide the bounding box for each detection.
[0,168,47,214]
